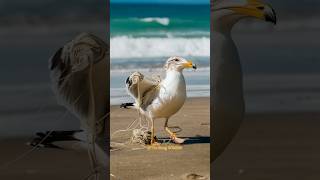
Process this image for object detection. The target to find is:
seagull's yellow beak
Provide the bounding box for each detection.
[183,60,197,69]
[228,0,277,24]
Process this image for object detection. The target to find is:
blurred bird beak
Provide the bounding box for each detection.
[184,60,197,70]
[228,0,277,24]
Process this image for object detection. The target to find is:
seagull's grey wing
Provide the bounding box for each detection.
[125,72,159,102]
[49,32,109,136]
[140,85,160,110]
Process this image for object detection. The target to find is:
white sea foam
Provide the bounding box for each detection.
[139,17,170,26]
[111,36,210,58]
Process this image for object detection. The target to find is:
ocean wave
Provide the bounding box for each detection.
[111,30,210,38]
[110,16,210,37]
[138,17,170,26]
[111,36,210,58]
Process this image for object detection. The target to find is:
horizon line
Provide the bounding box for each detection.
[110,2,209,5]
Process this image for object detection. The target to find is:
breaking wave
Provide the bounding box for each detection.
[111,36,210,58]
[138,17,170,26]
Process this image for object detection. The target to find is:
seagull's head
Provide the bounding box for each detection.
[164,56,197,72]
[212,0,276,32]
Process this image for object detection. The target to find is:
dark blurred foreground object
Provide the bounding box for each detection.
[212,0,276,162]
[29,33,109,180]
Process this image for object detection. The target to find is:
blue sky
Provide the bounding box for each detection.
[110,0,209,4]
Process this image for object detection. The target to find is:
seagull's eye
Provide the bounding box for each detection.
[175,59,179,62]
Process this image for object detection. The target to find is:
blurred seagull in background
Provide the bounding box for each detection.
[121,56,197,145]
[212,0,276,161]
[29,33,109,180]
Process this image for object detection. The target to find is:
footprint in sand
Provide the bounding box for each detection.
[182,173,208,180]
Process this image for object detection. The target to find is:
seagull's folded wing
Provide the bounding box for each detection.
[126,72,160,109]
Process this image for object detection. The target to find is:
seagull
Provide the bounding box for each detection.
[212,0,276,161]
[121,56,197,145]
[30,33,109,179]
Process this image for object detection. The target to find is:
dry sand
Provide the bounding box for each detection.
[0,97,209,180]
[110,97,210,180]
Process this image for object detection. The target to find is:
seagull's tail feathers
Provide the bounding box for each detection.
[120,102,135,109]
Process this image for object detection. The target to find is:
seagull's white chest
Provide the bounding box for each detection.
[149,70,186,118]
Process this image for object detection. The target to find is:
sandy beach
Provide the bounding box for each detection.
[110,97,210,180]
[1,111,320,179]
[0,97,210,180]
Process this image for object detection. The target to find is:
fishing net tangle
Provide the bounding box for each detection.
[111,73,162,150]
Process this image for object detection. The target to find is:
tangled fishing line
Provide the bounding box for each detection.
[110,73,162,150]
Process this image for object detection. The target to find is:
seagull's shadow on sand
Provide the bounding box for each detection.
[157,136,210,145]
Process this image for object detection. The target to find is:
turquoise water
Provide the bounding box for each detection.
[110,3,210,59]
[110,3,210,104]
[110,4,210,37]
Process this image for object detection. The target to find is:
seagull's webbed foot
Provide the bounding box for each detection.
[164,118,185,144]
[165,126,185,144]
[170,133,186,144]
